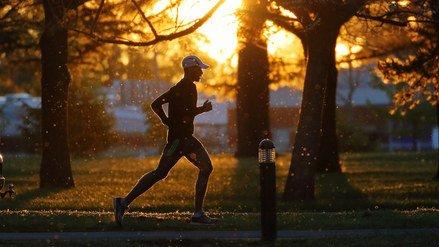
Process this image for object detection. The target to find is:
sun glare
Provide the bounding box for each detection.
[149,1,360,71]
[336,43,351,58]
[336,43,364,68]
[148,0,302,66]
[336,43,362,58]
[185,0,242,63]
[189,0,299,65]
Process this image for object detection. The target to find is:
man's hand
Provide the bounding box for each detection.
[201,100,212,112]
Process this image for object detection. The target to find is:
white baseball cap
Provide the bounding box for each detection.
[181,55,209,69]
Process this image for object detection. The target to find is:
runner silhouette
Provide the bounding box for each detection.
[114,55,217,225]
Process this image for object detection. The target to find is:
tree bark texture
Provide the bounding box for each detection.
[283,26,339,201]
[39,0,74,188]
[299,35,341,174]
[235,0,270,157]
[318,39,341,173]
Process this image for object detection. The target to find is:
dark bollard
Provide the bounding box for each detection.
[0,153,4,190]
[0,153,15,199]
[258,139,276,241]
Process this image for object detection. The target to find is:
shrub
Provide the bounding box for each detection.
[21,85,116,156]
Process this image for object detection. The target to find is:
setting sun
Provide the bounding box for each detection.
[164,0,242,63]
[196,0,242,63]
[166,0,299,65]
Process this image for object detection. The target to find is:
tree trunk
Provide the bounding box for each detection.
[235,0,270,157]
[236,43,270,157]
[283,26,339,201]
[317,41,341,173]
[435,104,439,180]
[39,0,74,188]
[300,36,341,174]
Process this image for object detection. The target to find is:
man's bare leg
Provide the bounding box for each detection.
[187,148,213,213]
[185,138,216,224]
[114,140,181,225]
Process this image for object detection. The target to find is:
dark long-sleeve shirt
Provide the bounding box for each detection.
[158,78,202,141]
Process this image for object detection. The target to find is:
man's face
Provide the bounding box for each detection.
[186,66,203,82]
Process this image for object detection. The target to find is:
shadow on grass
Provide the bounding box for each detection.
[316,172,371,208]
[0,187,65,210]
[227,158,372,212]
[279,172,372,212]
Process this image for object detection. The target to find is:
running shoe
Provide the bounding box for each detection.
[113,197,127,226]
[190,212,218,225]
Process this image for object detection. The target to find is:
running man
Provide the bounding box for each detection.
[114,55,217,225]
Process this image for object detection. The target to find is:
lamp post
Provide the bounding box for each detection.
[0,153,15,199]
[0,153,4,190]
[258,139,276,241]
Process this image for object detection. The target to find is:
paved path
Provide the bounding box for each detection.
[0,228,438,240]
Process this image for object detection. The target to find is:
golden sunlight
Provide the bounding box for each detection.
[336,43,363,68]
[146,1,362,72]
[119,50,130,65]
[142,0,303,68]
[336,43,351,58]
[175,0,243,63]
[187,0,298,65]
[398,0,410,7]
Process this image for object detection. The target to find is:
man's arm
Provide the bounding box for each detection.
[151,90,172,126]
[192,100,212,116]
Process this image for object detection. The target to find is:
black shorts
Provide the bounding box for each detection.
[164,135,204,158]
[157,135,212,173]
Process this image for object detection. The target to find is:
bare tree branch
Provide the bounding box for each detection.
[131,0,158,38]
[338,0,368,23]
[71,0,225,46]
[272,0,312,26]
[266,12,304,38]
[90,0,104,34]
[355,13,408,26]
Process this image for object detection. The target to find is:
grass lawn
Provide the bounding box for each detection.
[0,151,438,233]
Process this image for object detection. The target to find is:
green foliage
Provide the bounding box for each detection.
[141,101,167,149]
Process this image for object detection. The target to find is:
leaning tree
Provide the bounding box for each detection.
[263,0,431,200]
[264,0,368,200]
[1,0,224,188]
